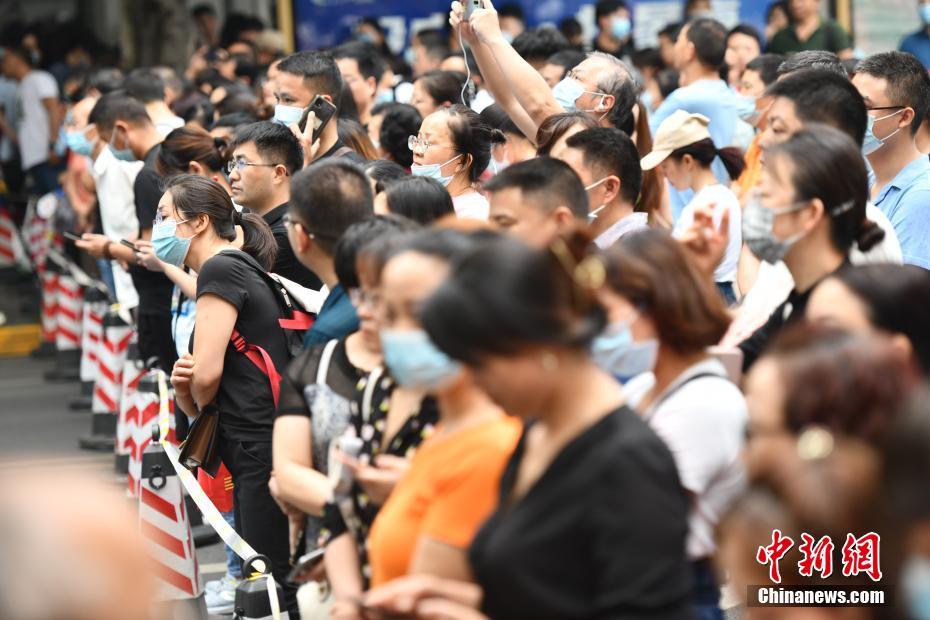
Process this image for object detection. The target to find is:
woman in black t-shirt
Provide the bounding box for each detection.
[161,175,298,611]
[365,230,693,619]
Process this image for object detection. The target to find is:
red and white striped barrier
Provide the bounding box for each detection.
[80,308,132,451]
[125,369,177,496]
[55,272,83,353]
[116,342,147,476]
[0,207,24,269]
[79,288,108,384]
[22,198,53,273]
[39,268,59,349]
[139,427,203,603]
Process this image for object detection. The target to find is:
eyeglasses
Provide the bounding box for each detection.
[283,213,335,241]
[348,288,382,308]
[407,135,454,154]
[226,159,282,174]
[866,105,904,112]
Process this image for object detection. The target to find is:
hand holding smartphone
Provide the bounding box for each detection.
[298,95,338,143]
[63,232,82,242]
[464,0,484,19]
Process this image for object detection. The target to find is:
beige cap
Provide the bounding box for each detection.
[640,110,712,171]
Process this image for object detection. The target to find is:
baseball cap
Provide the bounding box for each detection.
[640,110,712,170]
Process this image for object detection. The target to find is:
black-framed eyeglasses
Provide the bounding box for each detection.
[226,159,283,174]
[866,105,905,112]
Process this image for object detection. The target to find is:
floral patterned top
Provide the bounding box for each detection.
[320,366,438,586]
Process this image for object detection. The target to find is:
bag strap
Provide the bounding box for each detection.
[332,146,355,160]
[362,366,384,427]
[230,329,282,409]
[644,371,726,422]
[316,339,339,386]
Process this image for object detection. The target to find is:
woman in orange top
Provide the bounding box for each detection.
[366,229,521,589]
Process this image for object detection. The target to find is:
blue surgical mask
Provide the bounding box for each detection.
[109,126,135,162]
[611,16,632,40]
[640,89,655,112]
[553,77,585,112]
[152,219,194,267]
[862,109,903,156]
[357,32,376,45]
[502,32,515,44]
[375,88,395,105]
[920,3,930,24]
[736,94,759,124]
[381,328,462,390]
[904,556,930,620]
[273,104,304,126]
[410,154,461,186]
[65,128,95,157]
[592,318,659,383]
[404,47,417,67]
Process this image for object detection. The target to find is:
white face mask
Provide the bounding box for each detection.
[585,177,609,220]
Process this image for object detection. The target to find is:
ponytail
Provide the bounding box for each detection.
[237,211,277,271]
[856,218,885,253]
[668,138,746,180]
[717,146,747,182]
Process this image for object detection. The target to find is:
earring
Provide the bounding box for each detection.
[541,351,559,371]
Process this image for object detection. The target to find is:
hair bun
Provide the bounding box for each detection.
[232,208,243,226]
[856,218,885,253]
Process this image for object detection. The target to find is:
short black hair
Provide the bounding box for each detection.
[363,159,408,194]
[88,93,152,133]
[290,160,374,255]
[124,68,167,103]
[766,69,867,146]
[333,41,387,83]
[685,18,728,70]
[210,111,259,131]
[776,50,846,78]
[546,49,587,73]
[479,104,524,138]
[512,27,570,64]
[334,215,420,289]
[88,68,124,94]
[379,103,422,168]
[192,3,216,18]
[484,157,589,220]
[565,127,642,204]
[420,232,606,365]
[855,51,930,136]
[559,17,583,41]
[745,53,785,87]
[497,3,526,21]
[443,104,507,182]
[656,69,680,98]
[658,22,683,42]
[727,23,762,52]
[231,121,304,176]
[631,48,664,72]
[414,29,450,64]
[596,0,628,21]
[384,177,456,225]
[277,50,344,100]
[4,46,34,67]
[415,70,467,108]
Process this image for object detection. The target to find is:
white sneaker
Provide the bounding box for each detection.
[205,574,241,615]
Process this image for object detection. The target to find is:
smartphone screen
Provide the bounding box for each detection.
[299,95,338,143]
[63,231,82,242]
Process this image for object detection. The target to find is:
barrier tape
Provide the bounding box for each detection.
[156,372,282,620]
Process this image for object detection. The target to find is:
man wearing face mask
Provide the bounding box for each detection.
[852,51,930,271]
[555,127,647,249]
[450,0,637,148]
[899,0,930,69]
[76,94,176,373]
[272,51,365,166]
[592,0,635,61]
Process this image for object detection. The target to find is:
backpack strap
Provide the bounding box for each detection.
[644,371,727,422]
[331,145,355,160]
[316,339,339,386]
[230,328,282,409]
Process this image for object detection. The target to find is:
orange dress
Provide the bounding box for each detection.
[367,416,522,587]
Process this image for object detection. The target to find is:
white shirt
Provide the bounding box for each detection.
[470,89,495,114]
[0,77,19,162]
[452,191,489,221]
[625,358,747,560]
[673,184,742,283]
[155,115,185,138]
[89,147,144,310]
[594,212,649,250]
[16,70,58,169]
[722,202,903,346]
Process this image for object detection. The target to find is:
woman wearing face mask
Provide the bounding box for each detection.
[641,111,745,304]
[737,124,885,372]
[361,229,522,598]
[409,104,505,221]
[594,227,745,620]
[271,216,420,580]
[379,230,693,619]
[161,175,300,612]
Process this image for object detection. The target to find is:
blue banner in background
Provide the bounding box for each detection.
[293,0,771,53]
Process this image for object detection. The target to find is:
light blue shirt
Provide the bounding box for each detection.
[650,79,741,222]
[873,156,930,270]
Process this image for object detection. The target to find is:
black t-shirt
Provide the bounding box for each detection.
[131,145,174,315]
[469,406,693,620]
[196,250,291,442]
[277,338,363,418]
[262,203,323,289]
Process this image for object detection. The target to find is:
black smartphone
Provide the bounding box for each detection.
[464,0,484,19]
[299,95,338,142]
[286,547,324,584]
[120,239,138,252]
[63,231,82,242]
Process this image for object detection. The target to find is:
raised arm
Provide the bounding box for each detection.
[450,2,537,140]
[466,0,565,130]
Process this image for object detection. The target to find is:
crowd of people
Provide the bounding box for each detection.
[2,0,930,618]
